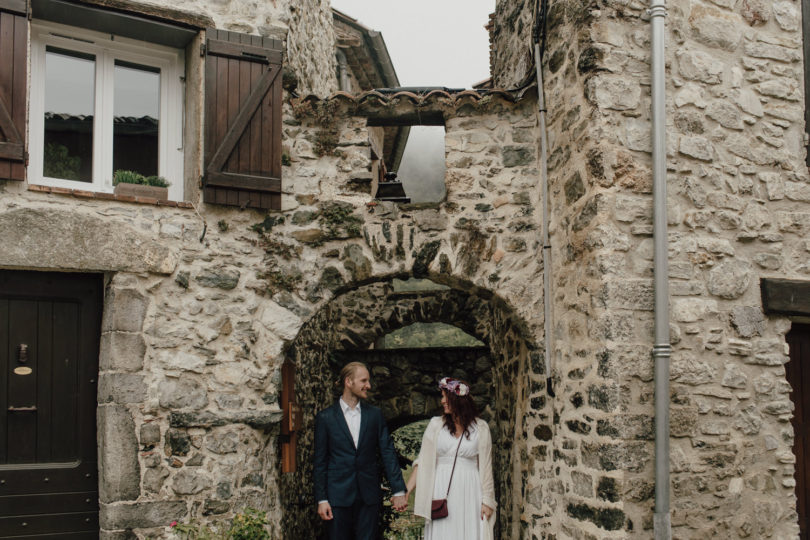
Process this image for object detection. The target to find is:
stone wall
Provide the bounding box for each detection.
[537,0,809,538]
[0,77,548,538]
[490,0,534,89]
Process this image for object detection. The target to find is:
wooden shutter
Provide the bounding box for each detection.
[0,0,27,181]
[204,28,283,210]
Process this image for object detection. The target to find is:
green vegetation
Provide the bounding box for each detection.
[113,169,170,187]
[379,322,483,349]
[383,421,430,539]
[172,508,270,540]
[320,201,363,240]
[391,278,450,292]
[43,142,81,180]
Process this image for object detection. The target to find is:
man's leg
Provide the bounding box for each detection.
[328,505,354,540]
[353,500,381,540]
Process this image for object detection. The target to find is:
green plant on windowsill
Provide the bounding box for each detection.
[113,169,171,187]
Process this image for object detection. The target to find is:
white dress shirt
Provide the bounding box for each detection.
[340,398,362,448]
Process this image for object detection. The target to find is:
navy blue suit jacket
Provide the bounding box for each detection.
[313,401,406,507]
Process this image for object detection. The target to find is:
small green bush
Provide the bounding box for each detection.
[113,169,170,187]
[171,508,270,540]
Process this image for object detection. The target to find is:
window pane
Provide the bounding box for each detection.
[113,61,160,178]
[43,47,95,182]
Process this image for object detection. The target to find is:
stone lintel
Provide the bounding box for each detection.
[74,0,213,29]
[170,409,283,429]
[0,208,178,275]
[761,278,810,317]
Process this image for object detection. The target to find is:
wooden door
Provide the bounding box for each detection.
[0,271,102,539]
[788,323,810,539]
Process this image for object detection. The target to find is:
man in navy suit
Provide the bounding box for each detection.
[314,362,407,540]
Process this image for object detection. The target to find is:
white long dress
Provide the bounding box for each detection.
[424,424,484,540]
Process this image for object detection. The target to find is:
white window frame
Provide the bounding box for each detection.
[29,20,185,201]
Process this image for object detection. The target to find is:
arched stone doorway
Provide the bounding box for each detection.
[278,276,547,539]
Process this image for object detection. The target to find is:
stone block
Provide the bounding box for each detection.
[586,74,641,110]
[501,146,535,167]
[166,429,191,456]
[140,423,161,445]
[581,441,649,473]
[143,467,169,493]
[102,289,149,333]
[195,268,240,290]
[99,332,145,372]
[169,409,282,429]
[730,306,765,338]
[676,49,724,84]
[205,430,240,454]
[571,471,593,498]
[158,378,207,410]
[172,468,211,495]
[98,405,141,503]
[688,4,742,51]
[100,501,188,529]
[99,373,146,404]
[0,208,177,275]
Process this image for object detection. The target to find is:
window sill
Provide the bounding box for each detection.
[28,184,194,208]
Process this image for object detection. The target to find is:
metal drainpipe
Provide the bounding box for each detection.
[650,1,671,539]
[534,10,554,397]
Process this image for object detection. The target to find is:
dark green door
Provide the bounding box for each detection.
[0,271,102,538]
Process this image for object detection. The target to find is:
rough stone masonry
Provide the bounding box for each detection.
[1,0,809,539]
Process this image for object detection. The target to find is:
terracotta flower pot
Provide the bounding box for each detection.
[114,182,169,200]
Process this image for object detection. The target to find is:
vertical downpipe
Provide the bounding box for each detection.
[534,33,554,396]
[650,1,672,539]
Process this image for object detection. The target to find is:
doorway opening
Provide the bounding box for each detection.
[278,276,545,540]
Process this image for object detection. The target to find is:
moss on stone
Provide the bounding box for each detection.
[319,201,363,241]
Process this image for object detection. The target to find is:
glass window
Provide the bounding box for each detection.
[43,47,95,183]
[113,60,160,178]
[30,21,185,201]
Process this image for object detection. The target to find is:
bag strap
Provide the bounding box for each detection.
[445,430,464,498]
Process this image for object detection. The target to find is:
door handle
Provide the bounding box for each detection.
[7,406,37,412]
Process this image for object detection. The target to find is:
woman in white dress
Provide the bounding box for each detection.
[405,377,496,540]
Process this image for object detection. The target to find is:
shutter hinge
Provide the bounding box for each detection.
[200,42,206,57]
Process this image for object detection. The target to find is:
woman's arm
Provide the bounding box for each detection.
[478,420,497,513]
[405,464,418,496]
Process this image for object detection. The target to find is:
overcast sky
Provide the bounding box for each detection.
[331,0,494,202]
[331,0,494,89]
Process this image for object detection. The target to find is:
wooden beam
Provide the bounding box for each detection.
[761,278,810,316]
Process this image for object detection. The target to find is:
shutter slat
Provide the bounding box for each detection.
[206,38,281,65]
[0,7,26,181]
[0,0,25,16]
[9,13,24,180]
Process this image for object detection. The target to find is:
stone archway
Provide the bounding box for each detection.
[278,276,547,540]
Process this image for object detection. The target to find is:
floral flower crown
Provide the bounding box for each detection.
[438,377,470,397]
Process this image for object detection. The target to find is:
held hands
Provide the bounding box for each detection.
[481,504,494,521]
[391,494,408,512]
[317,501,333,521]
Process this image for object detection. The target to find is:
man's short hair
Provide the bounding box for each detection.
[336,361,368,389]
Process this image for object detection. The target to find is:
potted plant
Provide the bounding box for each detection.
[113,170,170,200]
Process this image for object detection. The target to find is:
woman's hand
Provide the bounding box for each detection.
[481,504,493,521]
